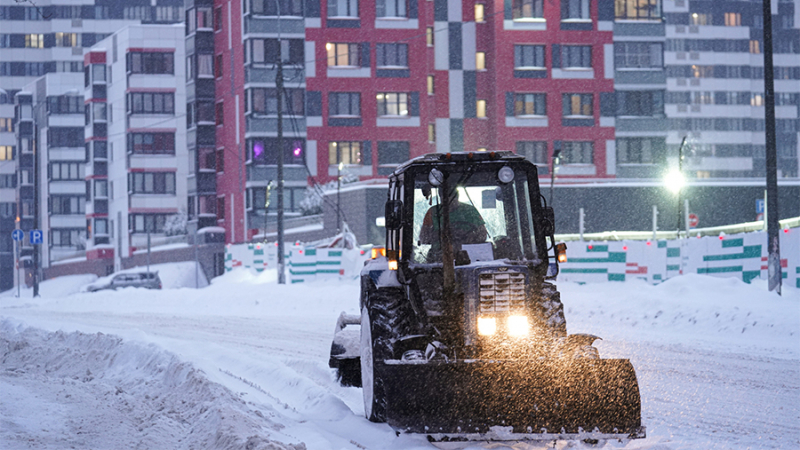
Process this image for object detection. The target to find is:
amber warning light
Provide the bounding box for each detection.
[556,242,568,263]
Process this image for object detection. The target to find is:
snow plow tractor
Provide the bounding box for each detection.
[329,151,645,442]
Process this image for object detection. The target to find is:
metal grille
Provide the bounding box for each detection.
[479,272,526,313]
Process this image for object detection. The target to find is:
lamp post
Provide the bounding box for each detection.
[549,144,561,207]
[665,137,688,237]
[337,161,343,232]
[263,180,273,242]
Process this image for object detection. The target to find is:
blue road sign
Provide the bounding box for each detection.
[756,199,765,214]
[29,229,43,245]
[11,229,23,241]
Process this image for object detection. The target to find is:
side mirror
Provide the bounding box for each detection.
[540,206,555,236]
[385,200,403,230]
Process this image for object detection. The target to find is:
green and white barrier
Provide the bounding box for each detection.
[558,226,799,287]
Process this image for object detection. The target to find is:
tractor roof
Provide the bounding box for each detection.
[392,151,529,176]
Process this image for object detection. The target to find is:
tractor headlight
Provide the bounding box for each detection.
[477,317,497,336]
[507,315,530,337]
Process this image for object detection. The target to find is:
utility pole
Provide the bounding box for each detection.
[676,136,686,237]
[337,161,343,232]
[275,0,285,284]
[32,121,39,297]
[762,0,781,294]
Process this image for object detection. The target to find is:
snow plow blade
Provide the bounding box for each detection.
[378,358,644,439]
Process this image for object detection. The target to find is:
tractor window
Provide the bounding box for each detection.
[411,170,537,264]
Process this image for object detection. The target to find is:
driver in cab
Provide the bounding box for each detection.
[419,188,488,259]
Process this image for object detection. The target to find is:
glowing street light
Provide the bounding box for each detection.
[664,169,685,194]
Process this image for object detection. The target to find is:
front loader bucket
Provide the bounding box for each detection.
[378,359,643,438]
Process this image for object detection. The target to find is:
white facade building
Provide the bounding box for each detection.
[83,24,187,264]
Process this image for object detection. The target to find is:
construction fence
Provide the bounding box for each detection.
[225,221,799,288]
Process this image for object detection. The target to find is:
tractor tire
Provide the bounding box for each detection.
[540,282,567,337]
[360,288,412,422]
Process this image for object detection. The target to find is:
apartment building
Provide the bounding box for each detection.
[1,0,184,289]
[83,25,188,266]
[200,0,621,243]
[662,0,799,179]
[14,73,87,271]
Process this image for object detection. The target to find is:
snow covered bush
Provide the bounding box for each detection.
[164,211,188,236]
[298,174,359,216]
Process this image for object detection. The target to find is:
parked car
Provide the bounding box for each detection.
[86,271,162,292]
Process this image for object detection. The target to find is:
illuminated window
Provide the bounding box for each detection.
[476,100,487,118]
[476,52,486,70]
[25,34,44,48]
[428,124,435,142]
[749,40,761,54]
[724,12,741,26]
[475,4,485,22]
[427,75,434,95]
[426,27,434,46]
[326,43,359,67]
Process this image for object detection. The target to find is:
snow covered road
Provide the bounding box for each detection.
[1,265,798,450]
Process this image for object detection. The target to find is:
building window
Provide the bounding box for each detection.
[0,175,16,189]
[328,141,364,165]
[215,54,223,78]
[127,52,175,74]
[513,0,543,19]
[614,42,662,68]
[376,43,408,68]
[377,141,409,175]
[377,0,406,18]
[25,34,43,48]
[215,102,224,125]
[129,172,176,194]
[54,32,78,47]
[48,127,85,147]
[427,75,434,95]
[476,100,487,118]
[614,0,660,20]
[426,27,434,46]
[217,197,225,220]
[252,0,303,16]
[563,93,593,117]
[197,54,214,77]
[514,45,545,69]
[690,12,709,25]
[50,162,84,180]
[128,92,175,115]
[476,52,486,70]
[377,93,408,116]
[249,88,305,115]
[327,43,360,67]
[475,4,485,22]
[329,92,361,116]
[428,124,436,142]
[749,40,761,54]
[50,196,86,215]
[130,214,170,233]
[249,138,306,165]
[616,90,664,116]
[561,141,594,164]
[50,229,85,248]
[563,0,589,20]
[724,12,740,27]
[252,38,305,64]
[127,133,176,155]
[214,7,223,31]
[515,93,546,116]
[516,141,547,165]
[0,118,13,133]
[561,45,592,68]
[617,137,662,164]
[47,96,83,114]
[328,0,358,17]
[0,146,14,160]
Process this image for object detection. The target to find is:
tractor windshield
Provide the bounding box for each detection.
[411,168,538,264]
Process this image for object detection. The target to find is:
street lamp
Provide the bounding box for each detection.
[665,136,688,236]
[549,143,561,207]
